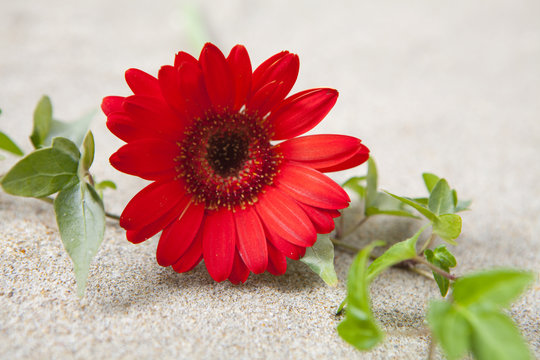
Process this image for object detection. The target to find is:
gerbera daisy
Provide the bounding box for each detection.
[103,43,369,283]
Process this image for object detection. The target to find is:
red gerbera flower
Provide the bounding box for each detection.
[103,43,369,283]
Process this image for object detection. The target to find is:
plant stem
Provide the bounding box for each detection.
[414,256,457,281]
[419,233,435,254]
[341,216,370,239]
[37,196,121,221]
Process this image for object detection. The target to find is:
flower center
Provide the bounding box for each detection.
[177,111,281,210]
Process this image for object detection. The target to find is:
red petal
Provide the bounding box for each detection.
[227,45,252,111]
[245,80,291,117]
[252,53,298,99]
[156,201,205,266]
[269,88,338,140]
[275,162,350,210]
[252,51,288,89]
[202,209,236,282]
[126,196,189,244]
[298,203,335,234]
[200,43,234,111]
[316,145,370,172]
[228,251,250,284]
[277,134,365,171]
[172,230,203,273]
[109,139,179,181]
[264,226,306,260]
[255,187,316,247]
[158,65,187,115]
[233,207,268,274]
[177,62,212,119]
[123,95,185,141]
[119,180,186,231]
[125,68,161,97]
[174,51,198,69]
[266,242,287,275]
[106,112,139,143]
[101,96,124,116]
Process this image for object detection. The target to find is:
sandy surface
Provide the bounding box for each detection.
[1,0,539,359]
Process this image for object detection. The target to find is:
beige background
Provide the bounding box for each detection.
[1,0,539,359]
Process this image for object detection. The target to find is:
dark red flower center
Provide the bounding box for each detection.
[177,111,282,210]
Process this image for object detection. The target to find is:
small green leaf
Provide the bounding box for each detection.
[44,109,96,148]
[1,138,80,197]
[422,173,440,193]
[366,192,417,219]
[452,269,534,308]
[367,225,428,282]
[95,180,117,191]
[54,181,105,297]
[342,176,367,199]
[80,131,94,173]
[385,191,437,222]
[425,246,457,296]
[432,214,462,244]
[467,309,532,360]
[300,234,338,286]
[30,96,53,148]
[427,300,471,360]
[365,158,378,210]
[0,131,24,156]
[51,137,80,161]
[337,240,385,350]
[428,179,455,215]
[455,199,472,212]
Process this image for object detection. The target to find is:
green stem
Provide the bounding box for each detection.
[419,233,436,254]
[341,216,370,239]
[414,256,457,281]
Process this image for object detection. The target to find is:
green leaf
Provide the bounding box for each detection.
[422,173,440,193]
[80,131,94,173]
[95,180,117,191]
[337,240,385,350]
[385,191,437,222]
[455,199,472,212]
[1,138,80,197]
[467,309,532,360]
[54,182,105,297]
[365,158,378,210]
[367,225,427,282]
[366,192,418,219]
[432,214,462,244]
[342,176,366,199]
[427,300,471,360]
[428,179,455,215]
[30,95,53,148]
[300,234,338,286]
[452,269,534,308]
[44,109,96,148]
[0,131,24,156]
[425,246,457,296]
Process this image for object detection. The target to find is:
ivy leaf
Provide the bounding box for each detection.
[452,269,534,308]
[0,131,24,156]
[428,179,455,215]
[342,176,366,199]
[80,131,95,174]
[337,240,385,350]
[432,214,462,245]
[425,246,457,296]
[365,157,378,210]
[428,269,534,360]
[427,300,471,360]
[300,234,338,286]
[54,181,105,297]
[1,137,80,198]
[367,225,427,282]
[385,191,437,222]
[30,95,53,148]
[422,172,440,193]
